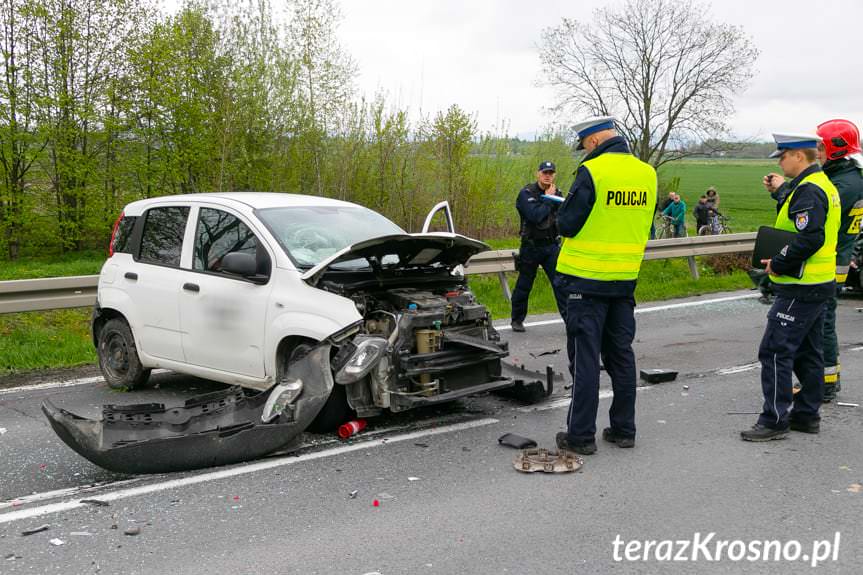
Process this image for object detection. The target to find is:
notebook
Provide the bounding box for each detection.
[751,225,804,279]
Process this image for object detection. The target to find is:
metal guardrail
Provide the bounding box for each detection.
[0,233,756,314]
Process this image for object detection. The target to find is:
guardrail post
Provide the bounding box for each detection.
[687,256,700,280]
[498,271,512,302]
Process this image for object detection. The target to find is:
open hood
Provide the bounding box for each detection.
[301,233,489,286]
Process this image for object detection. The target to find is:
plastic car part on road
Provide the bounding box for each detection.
[41,344,334,474]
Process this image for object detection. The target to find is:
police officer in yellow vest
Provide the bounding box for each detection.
[554,116,657,455]
[741,133,840,442]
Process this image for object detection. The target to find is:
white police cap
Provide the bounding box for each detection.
[573,116,617,150]
[769,133,821,158]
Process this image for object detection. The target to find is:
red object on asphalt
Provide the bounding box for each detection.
[373,499,380,507]
[338,419,367,439]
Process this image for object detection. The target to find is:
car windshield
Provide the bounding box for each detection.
[256,205,405,269]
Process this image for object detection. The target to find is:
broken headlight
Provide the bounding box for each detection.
[261,378,303,423]
[335,336,388,384]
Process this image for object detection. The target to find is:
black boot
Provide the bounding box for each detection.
[740,424,788,442]
[556,432,596,455]
[510,320,526,333]
[602,427,635,448]
[789,419,820,434]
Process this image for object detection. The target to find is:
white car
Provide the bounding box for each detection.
[43,193,546,473]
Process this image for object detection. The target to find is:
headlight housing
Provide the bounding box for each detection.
[335,336,388,384]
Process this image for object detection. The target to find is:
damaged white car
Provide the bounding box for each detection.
[43,193,549,474]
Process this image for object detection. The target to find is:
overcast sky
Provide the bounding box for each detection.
[337,0,863,141]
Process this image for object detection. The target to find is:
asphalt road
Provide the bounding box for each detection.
[1,290,862,574]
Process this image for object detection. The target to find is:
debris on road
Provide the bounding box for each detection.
[639,369,678,384]
[413,442,429,448]
[123,527,141,536]
[497,433,537,449]
[48,538,65,546]
[21,524,50,536]
[338,419,367,439]
[349,490,358,499]
[847,483,863,494]
[407,477,421,482]
[377,492,395,501]
[514,448,583,474]
[836,402,859,408]
[682,385,690,391]
[372,499,380,507]
[70,532,93,537]
[0,427,7,435]
[80,499,109,507]
[529,348,560,359]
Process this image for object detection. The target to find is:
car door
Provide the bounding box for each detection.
[178,206,273,378]
[127,205,191,362]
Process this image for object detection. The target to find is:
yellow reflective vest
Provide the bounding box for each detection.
[557,153,657,281]
[771,171,840,285]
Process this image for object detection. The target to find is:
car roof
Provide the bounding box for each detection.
[121,192,362,216]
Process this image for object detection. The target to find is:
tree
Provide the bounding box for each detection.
[539,0,758,167]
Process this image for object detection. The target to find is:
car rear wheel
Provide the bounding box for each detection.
[97,318,151,390]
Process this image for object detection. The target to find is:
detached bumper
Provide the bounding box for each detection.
[42,345,334,474]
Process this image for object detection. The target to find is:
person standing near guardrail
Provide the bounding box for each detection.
[553,116,656,455]
[661,193,687,237]
[742,133,839,442]
[510,161,568,332]
[814,119,863,401]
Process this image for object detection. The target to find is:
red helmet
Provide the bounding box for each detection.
[816,119,862,161]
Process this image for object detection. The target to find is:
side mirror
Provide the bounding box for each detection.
[221,252,268,283]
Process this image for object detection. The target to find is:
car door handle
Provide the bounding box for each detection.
[124,272,138,281]
[183,283,200,293]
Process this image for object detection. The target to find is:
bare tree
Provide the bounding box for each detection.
[539,0,758,167]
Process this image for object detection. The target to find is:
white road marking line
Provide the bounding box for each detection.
[717,362,761,375]
[519,386,653,412]
[0,479,143,511]
[850,346,863,352]
[496,293,759,331]
[0,369,169,396]
[0,417,498,525]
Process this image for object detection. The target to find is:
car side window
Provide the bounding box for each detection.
[138,207,190,267]
[194,208,263,273]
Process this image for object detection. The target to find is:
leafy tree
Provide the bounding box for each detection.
[539,0,758,166]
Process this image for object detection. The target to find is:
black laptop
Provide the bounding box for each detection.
[752,225,804,278]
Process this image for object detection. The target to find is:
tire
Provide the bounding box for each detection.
[97,318,151,390]
[284,341,355,433]
[307,383,355,433]
[698,225,711,236]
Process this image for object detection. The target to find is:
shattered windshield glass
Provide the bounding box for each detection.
[256,205,405,269]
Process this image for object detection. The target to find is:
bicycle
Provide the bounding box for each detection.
[655,215,676,239]
[697,213,732,236]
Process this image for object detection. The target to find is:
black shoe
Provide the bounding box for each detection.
[740,424,788,442]
[789,419,820,434]
[510,320,526,333]
[822,384,837,403]
[556,432,597,455]
[602,427,635,448]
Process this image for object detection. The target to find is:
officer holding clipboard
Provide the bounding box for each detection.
[742,134,840,441]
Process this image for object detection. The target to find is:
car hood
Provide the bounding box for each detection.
[301,233,489,286]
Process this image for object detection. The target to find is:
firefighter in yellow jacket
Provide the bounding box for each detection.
[554,116,656,455]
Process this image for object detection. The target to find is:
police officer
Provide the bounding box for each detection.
[554,117,656,455]
[815,120,863,401]
[742,134,840,441]
[510,161,567,332]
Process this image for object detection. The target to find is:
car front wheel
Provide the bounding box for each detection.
[97,318,151,390]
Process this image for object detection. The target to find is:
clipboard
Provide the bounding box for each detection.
[751,225,804,278]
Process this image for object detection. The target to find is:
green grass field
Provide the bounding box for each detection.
[0,158,770,374]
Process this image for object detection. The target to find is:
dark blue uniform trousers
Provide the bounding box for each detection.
[757,295,826,429]
[510,243,567,322]
[563,293,638,441]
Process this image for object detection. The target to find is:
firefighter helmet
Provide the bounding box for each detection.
[816,119,862,161]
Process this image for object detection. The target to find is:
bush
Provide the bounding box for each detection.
[704,253,751,275]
